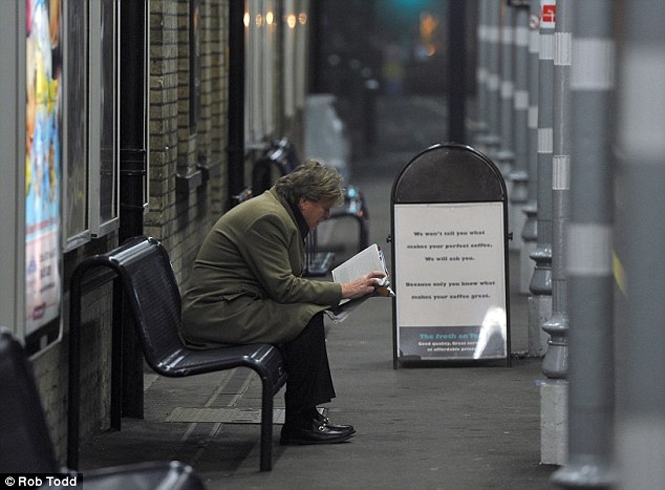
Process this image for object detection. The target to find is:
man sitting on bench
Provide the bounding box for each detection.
[180,160,385,445]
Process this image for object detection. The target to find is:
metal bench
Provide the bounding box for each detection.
[68,236,287,472]
[0,327,206,489]
[251,137,300,195]
[329,184,370,253]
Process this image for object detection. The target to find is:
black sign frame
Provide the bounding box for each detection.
[391,143,511,368]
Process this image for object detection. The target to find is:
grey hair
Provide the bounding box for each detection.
[274,159,344,206]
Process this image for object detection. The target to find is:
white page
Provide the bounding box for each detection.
[331,243,387,284]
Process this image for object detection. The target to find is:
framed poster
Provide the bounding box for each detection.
[25,0,63,353]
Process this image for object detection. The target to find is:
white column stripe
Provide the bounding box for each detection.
[514,90,529,110]
[515,26,529,47]
[618,48,665,160]
[554,32,572,66]
[566,223,613,276]
[501,80,515,99]
[572,38,615,90]
[477,67,488,83]
[528,106,539,129]
[529,29,540,54]
[502,26,514,44]
[487,26,500,43]
[487,74,500,91]
[539,33,555,61]
[538,127,553,154]
[478,25,486,41]
[552,155,570,190]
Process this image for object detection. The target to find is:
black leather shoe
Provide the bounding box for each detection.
[280,420,354,445]
[314,412,355,434]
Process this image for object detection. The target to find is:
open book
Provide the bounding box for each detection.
[325,243,395,323]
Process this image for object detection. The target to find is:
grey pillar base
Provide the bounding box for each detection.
[521,239,537,294]
[528,294,551,357]
[551,457,616,489]
[510,203,527,251]
[509,172,528,252]
[520,204,538,294]
[540,379,568,465]
[542,313,568,379]
[496,151,514,246]
[617,417,665,490]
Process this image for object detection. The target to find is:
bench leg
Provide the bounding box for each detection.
[259,377,274,471]
[357,216,369,251]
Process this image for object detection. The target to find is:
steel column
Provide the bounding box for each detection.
[615,0,665,488]
[520,0,540,295]
[448,0,467,144]
[541,0,571,379]
[528,0,555,356]
[539,0,571,466]
[227,0,246,210]
[497,3,515,178]
[119,0,149,419]
[474,0,490,147]
[485,0,502,160]
[551,0,616,487]
[508,2,530,254]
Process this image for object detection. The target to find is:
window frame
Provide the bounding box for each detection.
[88,0,120,237]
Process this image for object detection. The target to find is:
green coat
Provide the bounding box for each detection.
[180,188,343,346]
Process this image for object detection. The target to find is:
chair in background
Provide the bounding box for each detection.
[0,327,206,490]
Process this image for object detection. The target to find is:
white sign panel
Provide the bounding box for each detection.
[394,202,507,361]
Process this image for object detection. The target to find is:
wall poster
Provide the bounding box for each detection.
[25,0,63,350]
[394,202,508,362]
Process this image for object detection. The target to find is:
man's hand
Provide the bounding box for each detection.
[341,271,387,300]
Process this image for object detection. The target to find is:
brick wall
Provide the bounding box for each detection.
[147,0,229,286]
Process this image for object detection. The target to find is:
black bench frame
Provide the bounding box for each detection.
[68,236,287,472]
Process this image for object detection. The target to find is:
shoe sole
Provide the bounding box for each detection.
[279,431,354,446]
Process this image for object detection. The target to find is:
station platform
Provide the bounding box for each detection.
[78,96,559,489]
